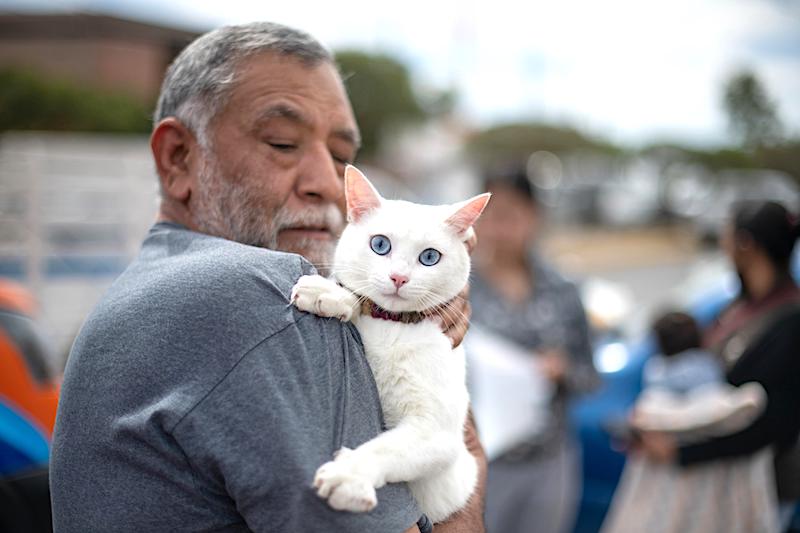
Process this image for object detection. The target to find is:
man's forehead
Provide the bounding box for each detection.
[232,53,346,107]
[229,53,359,137]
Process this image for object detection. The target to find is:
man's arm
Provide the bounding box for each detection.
[171,324,423,533]
[433,288,471,348]
[434,411,487,533]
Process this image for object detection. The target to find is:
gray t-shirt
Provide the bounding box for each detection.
[50,222,418,532]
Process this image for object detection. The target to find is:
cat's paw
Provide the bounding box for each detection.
[313,456,377,513]
[291,275,354,321]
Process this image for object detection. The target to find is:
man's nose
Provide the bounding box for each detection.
[296,144,343,204]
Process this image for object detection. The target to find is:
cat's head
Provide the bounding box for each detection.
[334,166,490,313]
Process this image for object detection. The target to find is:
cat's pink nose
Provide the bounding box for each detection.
[390,273,409,289]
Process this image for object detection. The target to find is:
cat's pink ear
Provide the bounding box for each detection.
[445,193,492,238]
[345,165,382,223]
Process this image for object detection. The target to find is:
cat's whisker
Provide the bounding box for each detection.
[423,292,473,329]
[441,299,472,322]
[344,281,376,293]
[417,294,443,313]
[340,283,377,306]
[416,293,445,315]
[329,265,370,273]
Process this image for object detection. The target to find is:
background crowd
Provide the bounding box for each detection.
[1,1,799,532]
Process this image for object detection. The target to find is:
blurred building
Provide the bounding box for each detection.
[0,12,201,365]
[0,132,158,365]
[0,12,200,103]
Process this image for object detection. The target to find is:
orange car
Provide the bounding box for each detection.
[0,279,60,475]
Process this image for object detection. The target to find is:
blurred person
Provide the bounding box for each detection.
[643,311,723,394]
[634,200,800,532]
[49,22,486,533]
[469,166,598,533]
[0,279,59,532]
[601,309,771,533]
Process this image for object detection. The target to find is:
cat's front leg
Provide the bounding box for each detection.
[313,447,378,512]
[291,275,358,321]
[313,425,462,514]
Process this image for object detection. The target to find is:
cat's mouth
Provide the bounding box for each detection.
[379,292,411,306]
[374,292,423,313]
[383,292,406,300]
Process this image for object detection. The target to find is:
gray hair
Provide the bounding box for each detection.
[153,22,332,146]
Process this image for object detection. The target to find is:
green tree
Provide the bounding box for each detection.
[335,51,427,160]
[465,122,621,168]
[723,70,783,149]
[757,141,800,182]
[0,68,152,133]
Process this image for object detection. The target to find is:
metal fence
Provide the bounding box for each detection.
[0,131,159,366]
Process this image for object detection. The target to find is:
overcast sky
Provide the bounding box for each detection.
[4,0,800,147]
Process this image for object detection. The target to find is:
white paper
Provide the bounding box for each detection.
[465,326,554,461]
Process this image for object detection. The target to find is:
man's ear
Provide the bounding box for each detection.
[150,118,199,202]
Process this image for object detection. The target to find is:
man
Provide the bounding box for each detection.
[50,22,485,532]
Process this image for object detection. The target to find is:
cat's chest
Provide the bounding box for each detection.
[354,315,467,427]
[355,316,443,350]
[354,316,454,372]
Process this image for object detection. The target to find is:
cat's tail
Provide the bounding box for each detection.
[410,446,478,524]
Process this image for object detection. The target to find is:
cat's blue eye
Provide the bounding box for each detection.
[370,235,392,256]
[419,248,441,266]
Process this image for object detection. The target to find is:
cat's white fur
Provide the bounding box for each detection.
[291,165,489,522]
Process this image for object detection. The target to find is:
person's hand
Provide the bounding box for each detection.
[636,431,678,463]
[538,348,569,383]
[429,288,471,348]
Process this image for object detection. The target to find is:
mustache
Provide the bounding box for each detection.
[272,204,345,236]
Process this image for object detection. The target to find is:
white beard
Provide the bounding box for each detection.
[192,151,343,275]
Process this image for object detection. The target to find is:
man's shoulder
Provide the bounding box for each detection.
[61,225,339,439]
[138,224,314,305]
[80,225,318,363]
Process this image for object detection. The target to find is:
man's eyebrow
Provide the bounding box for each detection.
[256,104,309,125]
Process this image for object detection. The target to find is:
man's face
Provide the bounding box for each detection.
[191,52,359,271]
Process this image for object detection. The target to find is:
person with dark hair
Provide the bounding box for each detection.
[468,165,597,533]
[636,200,800,531]
[602,305,772,533]
[652,311,702,357]
[644,311,722,394]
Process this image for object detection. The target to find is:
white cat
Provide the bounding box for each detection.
[290,165,490,523]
